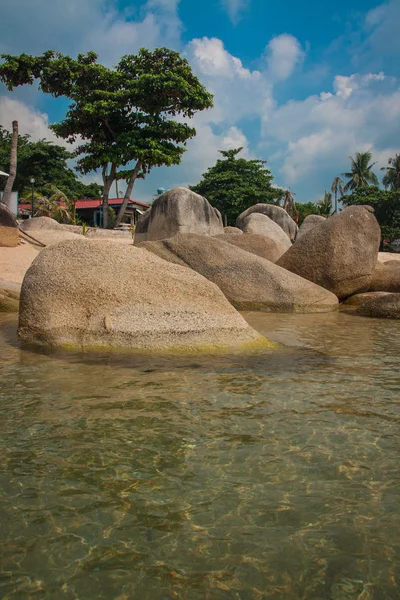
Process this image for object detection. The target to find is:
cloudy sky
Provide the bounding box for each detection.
[0,0,399,203]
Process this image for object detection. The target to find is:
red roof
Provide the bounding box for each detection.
[18,198,150,211]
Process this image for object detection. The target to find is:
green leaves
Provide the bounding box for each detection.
[0,46,213,227]
[381,154,400,190]
[190,147,283,225]
[343,152,379,191]
[342,186,400,241]
[0,126,101,199]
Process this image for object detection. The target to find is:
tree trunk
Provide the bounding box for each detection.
[101,163,116,229]
[114,160,143,229]
[2,120,18,209]
[334,191,338,214]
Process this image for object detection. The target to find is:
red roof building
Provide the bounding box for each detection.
[18,198,151,226]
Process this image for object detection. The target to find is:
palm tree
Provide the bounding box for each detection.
[21,184,73,222]
[317,190,333,216]
[283,189,297,220]
[2,120,18,208]
[331,176,344,213]
[342,151,379,191]
[381,154,400,190]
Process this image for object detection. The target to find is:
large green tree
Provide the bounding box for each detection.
[381,154,400,190]
[342,186,400,241]
[0,126,102,199]
[342,151,379,192]
[294,201,321,225]
[190,147,283,225]
[0,48,213,228]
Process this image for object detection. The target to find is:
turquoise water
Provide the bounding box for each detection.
[1,311,400,599]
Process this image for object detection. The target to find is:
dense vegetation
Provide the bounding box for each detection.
[342,186,400,242]
[0,126,102,200]
[190,148,283,225]
[0,48,214,228]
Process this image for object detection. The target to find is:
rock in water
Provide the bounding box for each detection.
[236,204,298,241]
[134,187,223,244]
[0,203,19,247]
[139,234,338,313]
[355,293,400,319]
[18,239,268,352]
[342,291,391,307]
[0,281,20,312]
[216,233,286,263]
[241,213,291,251]
[368,261,400,293]
[296,215,326,241]
[277,206,381,300]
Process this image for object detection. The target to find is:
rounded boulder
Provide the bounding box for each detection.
[236,204,298,241]
[277,206,381,300]
[139,234,338,313]
[18,239,268,352]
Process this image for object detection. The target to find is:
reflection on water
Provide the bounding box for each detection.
[0,312,400,599]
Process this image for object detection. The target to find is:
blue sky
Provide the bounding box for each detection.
[0,0,399,203]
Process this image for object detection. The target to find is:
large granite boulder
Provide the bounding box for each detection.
[355,293,400,319]
[20,216,82,246]
[0,280,20,312]
[134,187,223,244]
[342,291,391,307]
[236,204,298,241]
[368,261,400,293]
[222,226,243,235]
[277,206,381,300]
[18,239,268,352]
[241,213,291,251]
[296,215,326,241]
[216,233,286,263]
[139,234,338,312]
[0,202,19,247]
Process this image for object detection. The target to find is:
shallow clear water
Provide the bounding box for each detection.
[1,311,400,599]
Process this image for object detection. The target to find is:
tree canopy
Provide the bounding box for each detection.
[0,48,213,227]
[342,151,379,191]
[0,126,102,199]
[190,147,283,225]
[342,186,400,241]
[381,154,400,190]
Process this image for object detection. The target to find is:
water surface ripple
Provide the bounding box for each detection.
[0,311,400,599]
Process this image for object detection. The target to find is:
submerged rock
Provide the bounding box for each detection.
[368,261,400,293]
[139,233,338,313]
[134,187,223,244]
[0,280,20,312]
[277,206,381,300]
[343,291,391,307]
[236,204,298,241]
[355,293,400,319]
[0,203,19,248]
[18,239,268,352]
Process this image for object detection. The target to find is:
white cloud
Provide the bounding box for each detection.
[0,0,182,63]
[221,0,250,24]
[186,37,267,126]
[266,34,305,82]
[263,71,400,198]
[363,1,400,56]
[0,96,66,145]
